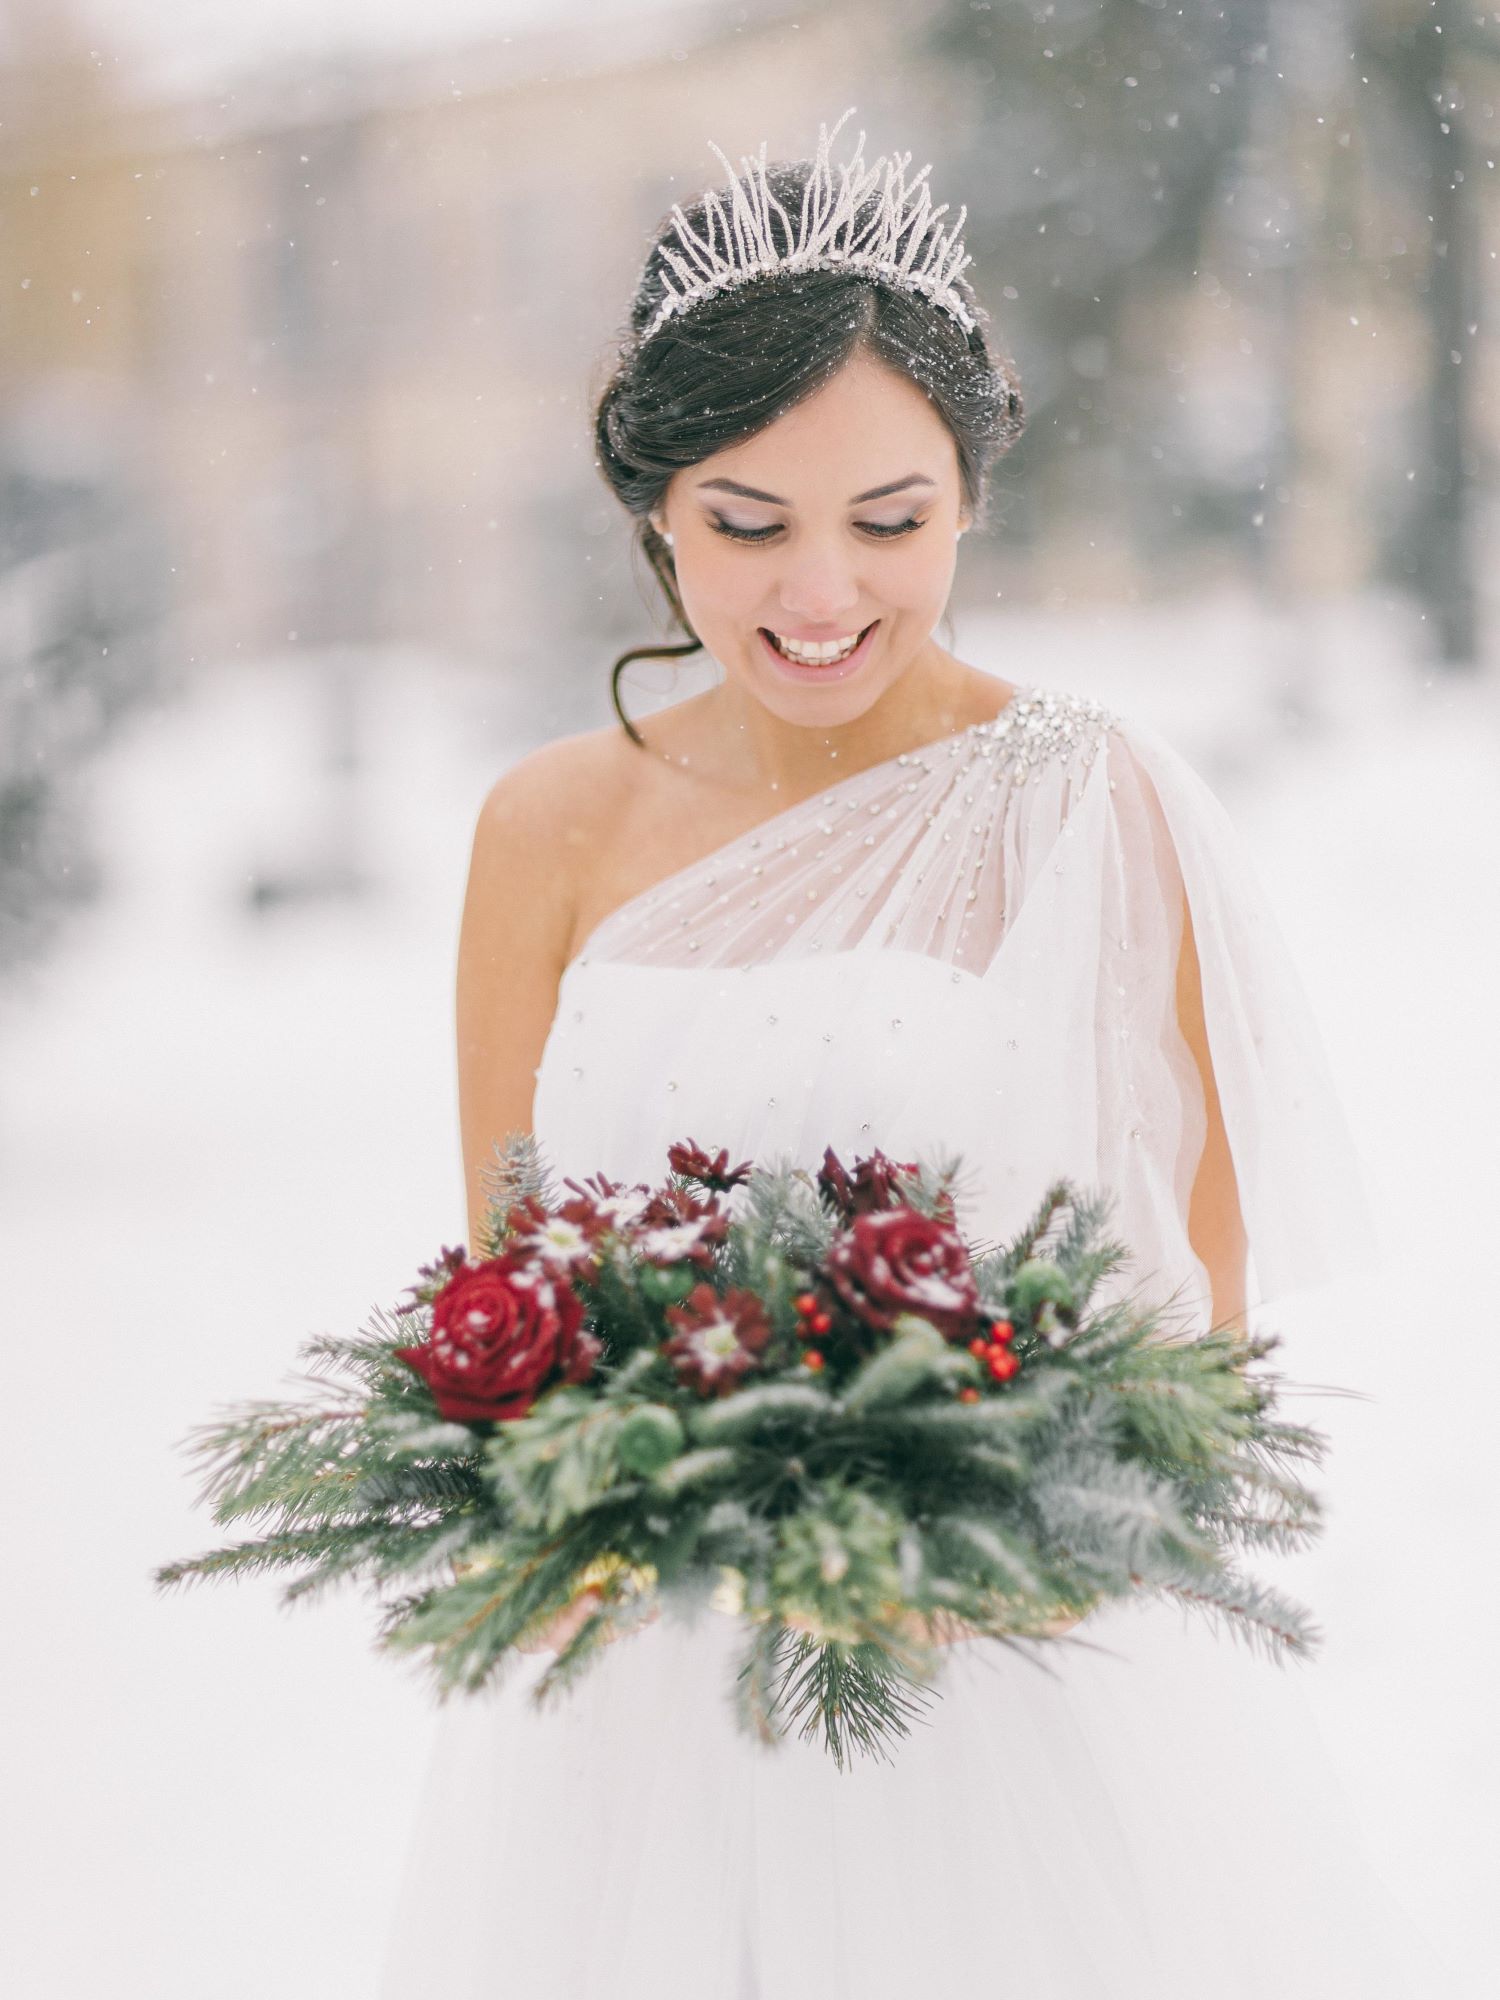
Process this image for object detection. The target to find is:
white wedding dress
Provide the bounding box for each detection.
[378,684,1439,1998]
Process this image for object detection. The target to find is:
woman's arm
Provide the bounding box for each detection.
[455,744,583,1253]
[1175,882,1249,1333]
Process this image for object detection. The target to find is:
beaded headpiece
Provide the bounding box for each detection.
[639,105,985,349]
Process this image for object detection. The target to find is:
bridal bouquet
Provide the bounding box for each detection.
[155,1136,1328,1768]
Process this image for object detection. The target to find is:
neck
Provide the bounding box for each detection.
[704,639,980,800]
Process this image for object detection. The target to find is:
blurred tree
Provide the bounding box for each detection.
[0,3,169,976]
[924,0,1279,553]
[925,0,1492,664]
[0,456,169,975]
[1358,0,1491,666]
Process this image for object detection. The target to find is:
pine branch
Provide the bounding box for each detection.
[154,1511,470,1599]
[479,1131,560,1255]
[733,1617,793,1747]
[763,1628,938,1772]
[990,1176,1076,1271]
[298,1307,419,1393]
[1153,1565,1323,1663]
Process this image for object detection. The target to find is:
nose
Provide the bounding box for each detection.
[774,548,863,630]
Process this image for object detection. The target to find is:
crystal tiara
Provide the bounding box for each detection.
[639,105,984,348]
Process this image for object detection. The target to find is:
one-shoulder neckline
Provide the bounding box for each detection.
[561,683,1041,977]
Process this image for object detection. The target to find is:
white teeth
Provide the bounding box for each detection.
[769,626,868,664]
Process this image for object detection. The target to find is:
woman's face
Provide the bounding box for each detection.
[650,350,970,732]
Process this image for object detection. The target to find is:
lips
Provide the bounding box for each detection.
[761,621,875,663]
[757,621,880,684]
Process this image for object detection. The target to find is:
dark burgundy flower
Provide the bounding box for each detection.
[667,1138,754,1192]
[393,1254,597,1424]
[493,1191,612,1276]
[628,1183,731,1272]
[662,1283,772,1397]
[499,1194,551,1235]
[817,1145,921,1222]
[825,1208,983,1343]
[392,1242,469,1315]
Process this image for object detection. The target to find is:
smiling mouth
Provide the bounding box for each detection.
[761,621,878,665]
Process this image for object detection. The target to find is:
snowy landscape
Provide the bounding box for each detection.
[1,593,1495,1996]
[3,0,1497,1989]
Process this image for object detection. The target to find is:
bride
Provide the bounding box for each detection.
[379,112,1436,1998]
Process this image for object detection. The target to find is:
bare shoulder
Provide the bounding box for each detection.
[467,723,644,959]
[474,724,638,863]
[476,723,628,840]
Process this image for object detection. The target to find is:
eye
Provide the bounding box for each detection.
[861,517,927,539]
[708,516,928,545]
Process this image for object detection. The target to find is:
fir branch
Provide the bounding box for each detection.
[172,1398,372,1526]
[1152,1565,1323,1663]
[685,1381,832,1444]
[298,1307,420,1392]
[1032,1452,1214,1574]
[154,1511,470,1599]
[1049,1184,1119,1274]
[837,1317,965,1414]
[733,1616,794,1747]
[648,1445,743,1497]
[997,1177,1076,1268]
[762,1628,938,1772]
[925,1511,1048,1600]
[478,1131,560,1250]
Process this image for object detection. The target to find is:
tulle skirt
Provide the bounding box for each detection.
[376,1594,1436,1999]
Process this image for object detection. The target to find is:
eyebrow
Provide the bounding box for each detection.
[695,474,938,507]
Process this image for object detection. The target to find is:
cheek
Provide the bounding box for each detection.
[881,541,958,608]
[677,547,759,624]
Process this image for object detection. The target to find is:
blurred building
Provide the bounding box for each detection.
[2,3,954,704]
[1,0,1494,716]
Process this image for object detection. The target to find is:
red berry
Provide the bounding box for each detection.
[809,1310,833,1335]
[958,1385,980,1404]
[803,1349,826,1371]
[794,1291,819,1316]
[967,1335,990,1359]
[986,1347,1020,1382]
[991,1318,1015,1345]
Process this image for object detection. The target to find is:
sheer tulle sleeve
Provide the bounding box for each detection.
[1093,714,1380,1326]
[544,682,1377,1334]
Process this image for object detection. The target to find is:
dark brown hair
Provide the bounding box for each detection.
[591,157,1024,746]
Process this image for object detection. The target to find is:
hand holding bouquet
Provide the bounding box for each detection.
[155,1136,1328,1768]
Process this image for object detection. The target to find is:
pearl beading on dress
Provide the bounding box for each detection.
[570,687,1117,985]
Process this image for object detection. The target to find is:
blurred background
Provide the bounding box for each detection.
[1,1,1495,1994]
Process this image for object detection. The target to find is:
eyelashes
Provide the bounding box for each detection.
[707,516,928,545]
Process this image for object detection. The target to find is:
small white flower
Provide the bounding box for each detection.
[636,1219,711,1263]
[594,1190,652,1230]
[520,1217,593,1269]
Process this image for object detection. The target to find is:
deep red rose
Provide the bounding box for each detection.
[825,1208,982,1343]
[662,1282,772,1398]
[394,1253,598,1424]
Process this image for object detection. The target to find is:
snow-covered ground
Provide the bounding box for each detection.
[1,590,1494,1996]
